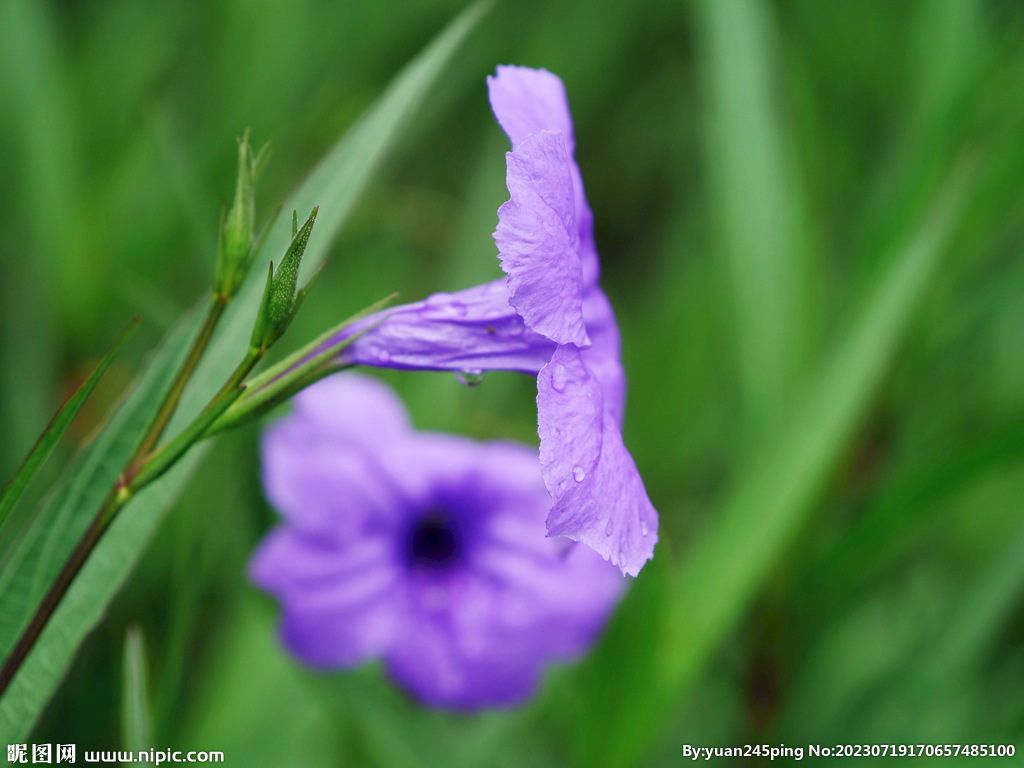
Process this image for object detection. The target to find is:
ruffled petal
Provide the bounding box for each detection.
[248,529,403,667]
[386,598,542,709]
[387,535,622,709]
[495,131,589,347]
[537,345,657,576]
[335,280,556,374]
[536,344,604,497]
[292,372,409,443]
[260,418,404,541]
[488,65,600,290]
[487,65,575,152]
[581,287,626,427]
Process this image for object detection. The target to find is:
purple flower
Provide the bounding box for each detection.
[250,373,624,708]
[333,66,657,576]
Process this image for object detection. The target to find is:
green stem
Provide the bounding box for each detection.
[134,293,228,460]
[0,362,246,698]
[0,484,125,695]
[0,383,243,697]
[194,345,265,426]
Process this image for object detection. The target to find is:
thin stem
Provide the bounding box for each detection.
[0,484,126,694]
[211,346,264,407]
[134,293,228,460]
[0,382,244,697]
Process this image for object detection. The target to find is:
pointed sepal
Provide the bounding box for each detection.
[250,207,319,350]
[214,129,274,299]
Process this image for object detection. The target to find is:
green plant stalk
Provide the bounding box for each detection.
[210,361,351,436]
[207,294,395,435]
[0,232,277,699]
[0,4,488,736]
[133,293,228,460]
[0,485,122,696]
[188,347,266,433]
[0,384,243,697]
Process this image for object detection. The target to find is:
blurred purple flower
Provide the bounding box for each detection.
[250,373,624,709]
[331,66,658,576]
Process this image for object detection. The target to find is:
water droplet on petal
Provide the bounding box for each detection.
[641,521,649,536]
[454,370,485,387]
[572,466,586,482]
[604,519,614,536]
[551,364,568,392]
[376,349,390,363]
[508,319,525,337]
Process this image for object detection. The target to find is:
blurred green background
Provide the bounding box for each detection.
[2,0,1024,764]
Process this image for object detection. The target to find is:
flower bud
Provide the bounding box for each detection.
[214,129,272,299]
[250,207,320,350]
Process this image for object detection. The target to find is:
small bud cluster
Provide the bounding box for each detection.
[214,128,273,300]
[250,207,322,351]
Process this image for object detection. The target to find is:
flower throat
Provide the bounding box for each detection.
[408,512,460,568]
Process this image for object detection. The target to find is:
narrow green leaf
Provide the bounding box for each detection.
[0,318,138,533]
[121,624,152,753]
[181,598,336,768]
[698,0,803,437]
[0,1,488,740]
[584,164,972,767]
[0,308,200,732]
[659,167,968,690]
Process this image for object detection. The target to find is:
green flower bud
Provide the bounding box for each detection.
[250,207,320,350]
[214,128,272,299]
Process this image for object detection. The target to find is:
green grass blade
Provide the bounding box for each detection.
[0,2,487,740]
[583,163,972,768]
[698,0,802,437]
[661,166,969,725]
[0,308,200,735]
[0,0,74,480]
[0,318,138,533]
[121,624,153,753]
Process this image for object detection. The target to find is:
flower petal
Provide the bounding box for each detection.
[386,602,542,709]
[487,65,575,152]
[537,345,657,576]
[488,65,600,290]
[495,131,589,347]
[536,344,603,497]
[249,529,403,667]
[581,287,626,427]
[261,418,403,541]
[387,536,622,709]
[336,280,556,374]
[292,372,409,442]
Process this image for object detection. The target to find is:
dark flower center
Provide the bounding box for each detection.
[408,512,460,569]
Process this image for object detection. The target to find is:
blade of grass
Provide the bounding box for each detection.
[698,0,803,438]
[0,0,87,326]
[0,0,69,482]
[0,318,138,533]
[581,161,972,767]
[0,1,488,740]
[661,163,970,737]
[121,624,152,753]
